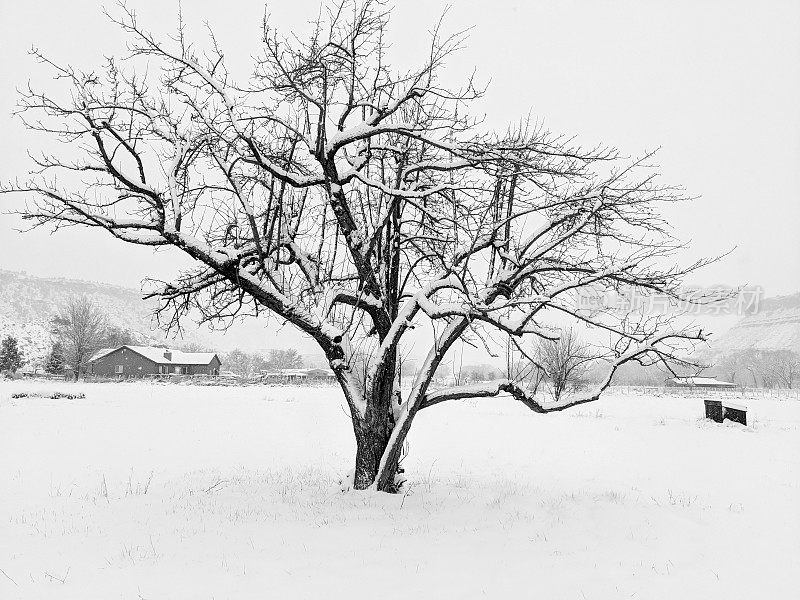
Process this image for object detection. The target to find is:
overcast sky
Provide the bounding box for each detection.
[1,0,799,349]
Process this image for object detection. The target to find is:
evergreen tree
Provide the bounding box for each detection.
[0,336,24,373]
[45,341,65,374]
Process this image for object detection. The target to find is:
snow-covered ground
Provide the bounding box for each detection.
[1,381,798,599]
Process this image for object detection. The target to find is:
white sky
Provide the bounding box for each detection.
[1,0,799,350]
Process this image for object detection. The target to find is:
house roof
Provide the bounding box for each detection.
[88,345,219,366]
[305,368,335,377]
[88,348,116,362]
[668,376,737,387]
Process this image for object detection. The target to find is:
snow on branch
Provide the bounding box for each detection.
[4,0,723,492]
[419,330,707,412]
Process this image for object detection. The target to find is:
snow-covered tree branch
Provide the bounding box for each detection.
[2,0,716,491]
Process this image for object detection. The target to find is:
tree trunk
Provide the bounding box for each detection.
[351,366,401,491]
[352,421,393,490]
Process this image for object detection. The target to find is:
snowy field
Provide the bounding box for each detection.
[1,381,798,600]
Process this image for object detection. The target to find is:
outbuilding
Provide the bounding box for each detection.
[665,376,737,390]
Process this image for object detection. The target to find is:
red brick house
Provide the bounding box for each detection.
[87,346,221,378]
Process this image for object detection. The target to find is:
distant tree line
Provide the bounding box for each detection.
[222,348,304,378]
[712,349,800,389]
[433,335,800,393]
[14,294,798,392]
[591,347,800,389]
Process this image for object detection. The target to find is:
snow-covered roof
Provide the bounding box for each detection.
[668,376,737,387]
[304,368,335,376]
[88,348,116,362]
[88,345,219,366]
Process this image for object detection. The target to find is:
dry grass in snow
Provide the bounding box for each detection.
[1,380,798,599]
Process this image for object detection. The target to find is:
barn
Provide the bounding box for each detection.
[87,346,221,378]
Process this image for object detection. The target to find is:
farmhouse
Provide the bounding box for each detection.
[665,376,737,390]
[87,346,221,378]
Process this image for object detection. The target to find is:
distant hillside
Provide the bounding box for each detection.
[7,268,793,370]
[0,269,165,367]
[710,292,800,354]
[0,315,51,369]
[0,270,310,367]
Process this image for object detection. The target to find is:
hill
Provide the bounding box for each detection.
[4,268,796,371]
[710,292,800,355]
[0,270,164,368]
[0,270,315,368]
[0,269,158,331]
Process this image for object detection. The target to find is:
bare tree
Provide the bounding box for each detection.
[180,341,214,353]
[223,348,252,377]
[715,348,800,389]
[713,350,751,385]
[463,363,501,383]
[450,344,466,386]
[504,337,546,395]
[51,296,108,380]
[760,350,799,389]
[533,328,593,401]
[99,325,138,348]
[4,1,714,490]
[267,348,304,370]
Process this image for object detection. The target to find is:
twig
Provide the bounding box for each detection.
[43,567,69,584]
[400,483,413,509]
[0,566,18,587]
[204,479,227,493]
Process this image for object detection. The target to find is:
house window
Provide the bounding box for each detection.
[159,365,167,374]
[115,365,124,374]
[174,366,183,374]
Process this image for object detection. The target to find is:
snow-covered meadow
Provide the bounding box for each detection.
[1,380,798,599]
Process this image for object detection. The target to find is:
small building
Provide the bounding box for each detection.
[304,368,337,382]
[87,346,221,378]
[665,376,737,390]
[278,369,309,383]
[259,367,336,384]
